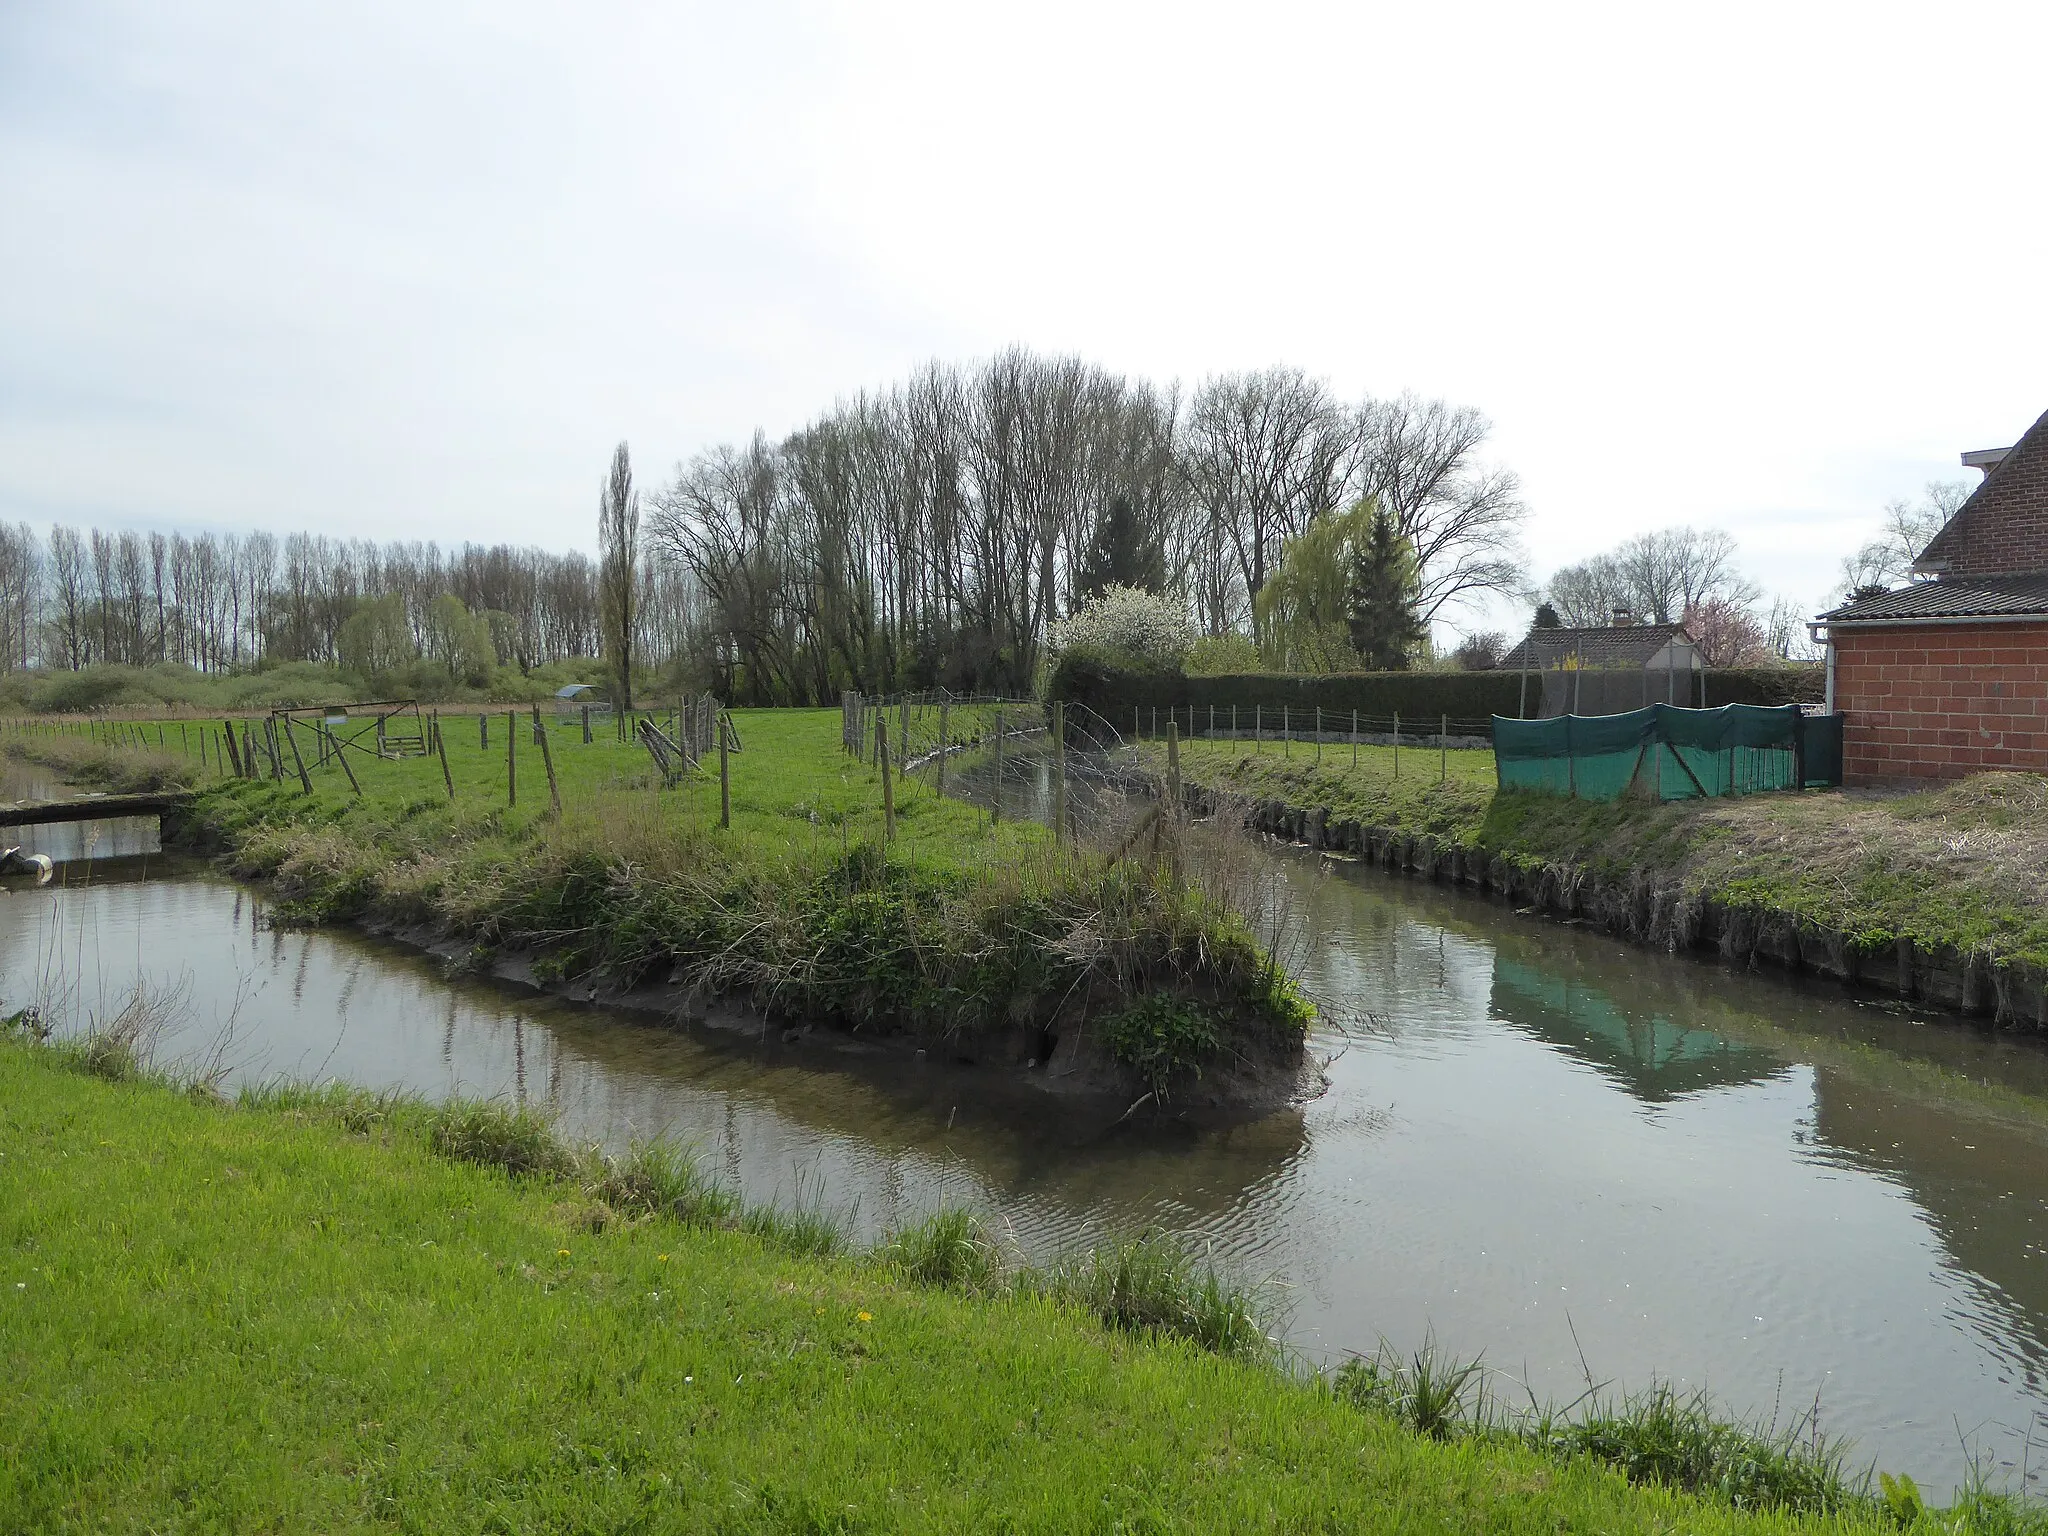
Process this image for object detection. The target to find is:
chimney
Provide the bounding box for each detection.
[1612,605,1634,628]
[1962,445,2011,479]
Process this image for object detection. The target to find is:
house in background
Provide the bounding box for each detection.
[1499,611,1704,717]
[1816,407,2048,783]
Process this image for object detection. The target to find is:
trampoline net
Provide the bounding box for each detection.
[1493,704,1843,801]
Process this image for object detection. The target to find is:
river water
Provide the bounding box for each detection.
[5,759,2048,1495]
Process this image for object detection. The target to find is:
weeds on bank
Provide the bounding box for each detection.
[1328,1340,2039,1525]
[121,710,1315,1070]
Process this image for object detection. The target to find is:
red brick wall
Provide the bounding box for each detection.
[1834,621,2048,783]
[1921,407,2048,576]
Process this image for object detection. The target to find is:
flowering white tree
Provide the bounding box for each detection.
[1049,584,1194,669]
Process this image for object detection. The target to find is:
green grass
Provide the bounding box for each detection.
[8,1036,2021,1534]
[1150,735,2048,980]
[3,709,1309,1086]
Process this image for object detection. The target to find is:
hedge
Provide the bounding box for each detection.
[1048,651,1824,724]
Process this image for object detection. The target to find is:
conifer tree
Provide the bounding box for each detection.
[1346,506,1426,670]
[1076,496,1164,599]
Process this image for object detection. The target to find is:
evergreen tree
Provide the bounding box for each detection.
[1532,601,1562,629]
[1345,507,1426,670]
[1076,496,1164,598]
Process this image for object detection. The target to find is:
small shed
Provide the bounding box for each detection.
[1499,619,1704,717]
[553,683,613,721]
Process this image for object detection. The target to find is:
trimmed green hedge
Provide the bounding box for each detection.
[1701,667,1826,707]
[1048,651,1824,724]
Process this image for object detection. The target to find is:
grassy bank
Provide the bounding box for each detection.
[8,1032,2034,1533]
[4,709,1307,1097]
[1153,736,2048,984]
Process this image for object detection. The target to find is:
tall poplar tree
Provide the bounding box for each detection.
[598,442,640,711]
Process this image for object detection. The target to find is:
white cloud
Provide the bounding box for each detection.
[3,0,2043,618]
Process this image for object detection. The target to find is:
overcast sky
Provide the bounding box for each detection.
[3,0,2044,629]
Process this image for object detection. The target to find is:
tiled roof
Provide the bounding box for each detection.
[1499,623,1691,670]
[1916,405,2048,576]
[1820,573,2048,623]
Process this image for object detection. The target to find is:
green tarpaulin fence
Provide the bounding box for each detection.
[1492,704,1843,800]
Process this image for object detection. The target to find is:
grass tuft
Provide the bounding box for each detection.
[878,1207,1005,1293]
[1028,1231,1273,1359]
[1532,1382,1857,1515]
[425,1098,581,1179]
[589,1139,738,1227]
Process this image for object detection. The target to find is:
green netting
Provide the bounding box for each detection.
[1492,704,1843,801]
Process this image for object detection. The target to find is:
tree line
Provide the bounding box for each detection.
[648,348,1530,702]
[0,520,696,685]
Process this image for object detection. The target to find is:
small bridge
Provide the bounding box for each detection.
[0,793,192,830]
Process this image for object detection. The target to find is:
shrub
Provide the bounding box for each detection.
[1049,585,1194,671]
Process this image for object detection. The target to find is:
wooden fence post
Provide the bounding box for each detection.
[223,722,243,777]
[876,718,891,841]
[1165,719,1184,885]
[335,728,364,797]
[1441,714,1448,782]
[1052,700,1067,849]
[506,710,516,807]
[936,701,949,799]
[991,708,1004,825]
[436,718,455,800]
[719,713,733,829]
[282,718,313,796]
[534,706,561,816]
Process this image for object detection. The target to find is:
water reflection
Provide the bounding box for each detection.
[7,836,2048,1492]
[0,758,160,866]
[1490,959,1786,1100]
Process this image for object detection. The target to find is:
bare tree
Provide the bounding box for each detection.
[1547,526,1759,628]
[1837,479,1971,596]
[1183,368,1355,641]
[1354,393,1529,625]
[599,441,641,710]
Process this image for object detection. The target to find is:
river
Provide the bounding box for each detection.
[5,757,2048,1496]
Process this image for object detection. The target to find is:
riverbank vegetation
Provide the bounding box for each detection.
[1152,735,2048,979]
[8,1029,2044,1532]
[4,708,1308,1098]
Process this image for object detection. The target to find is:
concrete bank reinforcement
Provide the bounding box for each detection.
[1231,792,2048,1031]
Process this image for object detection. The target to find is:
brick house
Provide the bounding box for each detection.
[1816,407,2048,783]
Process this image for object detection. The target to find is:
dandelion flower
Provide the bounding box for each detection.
[658,1254,669,1262]
[556,1249,570,1258]
[857,1311,873,1322]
